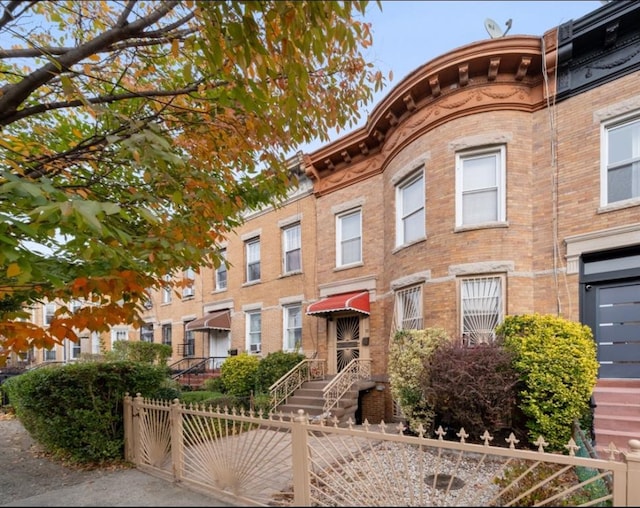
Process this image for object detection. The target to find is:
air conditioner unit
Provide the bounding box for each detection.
[249,344,260,353]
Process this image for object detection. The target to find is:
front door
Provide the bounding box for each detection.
[590,281,640,378]
[335,315,360,372]
[581,246,640,379]
[208,330,230,369]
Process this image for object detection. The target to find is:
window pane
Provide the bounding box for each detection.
[162,325,172,346]
[339,211,361,265]
[462,190,497,224]
[285,306,302,350]
[285,249,301,272]
[284,224,301,273]
[462,155,496,190]
[396,286,423,330]
[341,213,360,239]
[246,240,261,281]
[399,175,425,245]
[403,208,425,243]
[608,122,637,165]
[402,178,423,215]
[341,237,361,265]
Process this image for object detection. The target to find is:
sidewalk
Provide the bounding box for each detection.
[0,417,233,507]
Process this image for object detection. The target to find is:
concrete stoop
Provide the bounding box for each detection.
[275,377,362,425]
[592,378,640,456]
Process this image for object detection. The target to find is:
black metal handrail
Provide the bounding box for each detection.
[170,356,228,381]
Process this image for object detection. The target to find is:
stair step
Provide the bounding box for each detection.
[595,414,640,433]
[595,378,640,389]
[594,401,640,417]
[593,387,640,405]
[593,428,638,453]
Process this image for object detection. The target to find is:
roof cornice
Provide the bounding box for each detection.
[305,35,556,196]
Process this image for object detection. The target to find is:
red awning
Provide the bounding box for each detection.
[306,291,370,316]
[185,309,231,332]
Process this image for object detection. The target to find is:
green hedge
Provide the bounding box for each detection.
[2,361,169,464]
[496,314,598,451]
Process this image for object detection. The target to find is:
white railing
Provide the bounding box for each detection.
[322,358,371,414]
[269,358,326,410]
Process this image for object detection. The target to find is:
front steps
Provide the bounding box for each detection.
[592,378,640,456]
[275,377,373,425]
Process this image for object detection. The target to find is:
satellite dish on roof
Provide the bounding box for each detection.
[484,18,513,38]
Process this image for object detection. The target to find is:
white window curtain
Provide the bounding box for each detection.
[247,311,262,353]
[246,239,261,281]
[283,224,301,273]
[284,305,302,351]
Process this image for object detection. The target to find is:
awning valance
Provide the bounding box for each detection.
[306,291,370,316]
[185,309,231,332]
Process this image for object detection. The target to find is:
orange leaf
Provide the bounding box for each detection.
[6,263,20,277]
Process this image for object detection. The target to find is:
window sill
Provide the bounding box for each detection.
[242,280,261,287]
[454,221,508,233]
[279,270,303,279]
[212,288,227,294]
[334,262,363,272]
[392,236,427,254]
[598,198,640,214]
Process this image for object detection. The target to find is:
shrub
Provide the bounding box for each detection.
[496,314,598,451]
[256,351,305,393]
[219,352,260,398]
[149,377,182,401]
[388,328,450,434]
[203,375,225,393]
[105,340,172,365]
[2,361,168,464]
[427,341,521,439]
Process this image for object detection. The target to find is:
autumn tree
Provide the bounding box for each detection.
[0,0,384,363]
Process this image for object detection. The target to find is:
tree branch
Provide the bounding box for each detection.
[0,0,181,125]
[4,80,212,126]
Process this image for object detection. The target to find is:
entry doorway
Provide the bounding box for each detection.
[327,313,370,374]
[209,329,230,369]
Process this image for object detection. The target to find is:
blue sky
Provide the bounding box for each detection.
[299,0,604,153]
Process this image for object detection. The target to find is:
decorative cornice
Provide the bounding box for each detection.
[304,36,552,196]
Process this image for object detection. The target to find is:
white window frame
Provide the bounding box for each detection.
[246,310,262,354]
[460,275,505,346]
[601,114,640,206]
[111,328,128,347]
[395,171,425,247]
[455,146,506,228]
[162,274,172,304]
[182,268,195,298]
[215,248,228,290]
[336,208,362,267]
[282,223,302,274]
[44,302,56,325]
[140,323,154,343]
[394,285,423,331]
[44,348,56,361]
[246,238,261,282]
[283,304,302,352]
